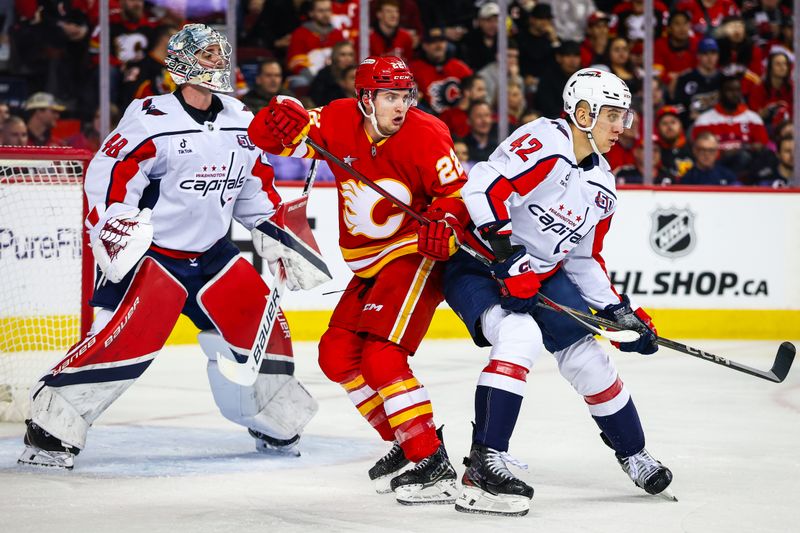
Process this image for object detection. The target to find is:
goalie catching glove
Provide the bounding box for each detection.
[92,208,153,284]
[596,295,658,355]
[252,209,332,291]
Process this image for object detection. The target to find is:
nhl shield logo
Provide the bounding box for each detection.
[649,208,695,257]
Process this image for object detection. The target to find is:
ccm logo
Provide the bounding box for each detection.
[363,303,383,312]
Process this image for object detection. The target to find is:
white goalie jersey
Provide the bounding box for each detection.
[84,92,280,253]
[463,117,621,310]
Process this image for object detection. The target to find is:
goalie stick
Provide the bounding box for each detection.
[305,138,640,345]
[536,300,796,383]
[215,160,319,386]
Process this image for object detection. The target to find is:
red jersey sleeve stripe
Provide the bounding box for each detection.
[508,155,559,196]
[591,215,621,299]
[251,157,281,208]
[485,176,515,222]
[106,138,157,206]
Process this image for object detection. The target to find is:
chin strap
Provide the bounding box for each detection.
[357,90,393,138]
[568,113,602,155]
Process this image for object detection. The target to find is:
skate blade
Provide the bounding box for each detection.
[395,479,458,505]
[17,446,74,470]
[454,485,531,516]
[657,487,678,502]
[372,463,413,494]
[255,441,301,457]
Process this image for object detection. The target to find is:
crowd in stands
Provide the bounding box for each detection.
[0,0,795,187]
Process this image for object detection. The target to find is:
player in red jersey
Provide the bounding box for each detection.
[248,56,469,505]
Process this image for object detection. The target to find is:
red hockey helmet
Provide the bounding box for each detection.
[354,56,416,92]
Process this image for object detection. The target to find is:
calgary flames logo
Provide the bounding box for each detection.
[340,179,411,239]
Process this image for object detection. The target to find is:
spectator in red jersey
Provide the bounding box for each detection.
[581,11,611,68]
[370,0,425,45]
[534,40,582,119]
[655,106,694,183]
[674,0,740,37]
[692,74,770,181]
[671,37,722,127]
[743,0,791,50]
[654,11,700,97]
[438,75,488,138]
[409,27,473,114]
[330,0,360,40]
[1,116,29,146]
[120,24,178,107]
[89,0,158,68]
[611,0,669,41]
[462,100,497,162]
[749,50,793,121]
[286,0,347,92]
[717,15,765,78]
[310,40,357,106]
[369,0,414,61]
[242,58,292,114]
[23,92,65,146]
[461,2,500,72]
[681,131,737,185]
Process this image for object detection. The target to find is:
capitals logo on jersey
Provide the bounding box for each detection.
[142,98,166,116]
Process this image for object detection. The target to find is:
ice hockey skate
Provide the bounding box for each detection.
[17,420,80,470]
[368,441,410,493]
[455,444,534,516]
[616,447,676,500]
[390,444,458,505]
[248,428,301,457]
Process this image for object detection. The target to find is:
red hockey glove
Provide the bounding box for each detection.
[596,295,659,355]
[490,246,541,313]
[266,96,311,146]
[417,209,465,261]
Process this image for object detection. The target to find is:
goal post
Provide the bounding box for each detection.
[0,146,94,422]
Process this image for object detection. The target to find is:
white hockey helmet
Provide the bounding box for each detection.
[563,68,634,132]
[166,24,233,93]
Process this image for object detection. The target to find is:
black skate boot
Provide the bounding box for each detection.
[18,419,81,470]
[601,433,674,498]
[248,428,301,457]
[390,444,458,505]
[368,441,410,494]
[455,444,534,516]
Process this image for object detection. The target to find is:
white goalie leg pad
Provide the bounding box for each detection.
[29,387,90,450]
[481,304,544,370]
[202,332,318,440]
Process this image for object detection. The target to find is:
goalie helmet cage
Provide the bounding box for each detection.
[0,146,94,422]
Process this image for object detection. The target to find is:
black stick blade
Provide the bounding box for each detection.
[770,342,796,383]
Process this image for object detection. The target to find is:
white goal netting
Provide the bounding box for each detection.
[0,148,91,422]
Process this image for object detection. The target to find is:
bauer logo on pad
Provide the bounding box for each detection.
[649,207,695,258]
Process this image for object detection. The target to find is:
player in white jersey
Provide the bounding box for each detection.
[444,69,673,515]
[18,24,331,470]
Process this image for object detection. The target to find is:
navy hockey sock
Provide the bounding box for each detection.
[592,397,645,457]
[473,385,522,452]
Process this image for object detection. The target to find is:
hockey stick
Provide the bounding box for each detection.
[536,299,796,383]
[215,160,319,387]
[306,138,641,344]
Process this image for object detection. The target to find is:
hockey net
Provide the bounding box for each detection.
[0,146,93,422]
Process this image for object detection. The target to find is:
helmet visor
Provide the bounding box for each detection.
[599,106,636,129]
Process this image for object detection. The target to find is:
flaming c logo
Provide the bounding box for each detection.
[340,179,411,239]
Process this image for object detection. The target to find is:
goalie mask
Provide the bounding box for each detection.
[166,23,233,93]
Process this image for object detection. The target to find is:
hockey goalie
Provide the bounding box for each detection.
[18,24,331,470]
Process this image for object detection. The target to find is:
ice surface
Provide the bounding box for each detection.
[1,339,798,532]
